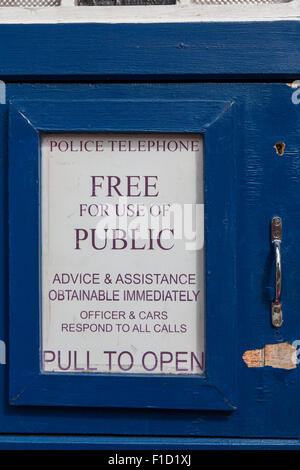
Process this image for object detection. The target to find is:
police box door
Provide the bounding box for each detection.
[3,82,300,438]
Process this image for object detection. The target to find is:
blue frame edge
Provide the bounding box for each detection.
[0,22,299,79]
[8,98,237,410]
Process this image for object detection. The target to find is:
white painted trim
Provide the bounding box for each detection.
[0,0,299,23]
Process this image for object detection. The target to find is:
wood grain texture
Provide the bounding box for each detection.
[1,82,300,437]
[0,22,299,79]
[1,435,300,449]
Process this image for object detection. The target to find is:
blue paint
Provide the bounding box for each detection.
[0,23,299,79]
[0,13,297,449]
[9,98,236,410]
[0,81,6,105]
[0,435,299,450]
[0,82,297,440]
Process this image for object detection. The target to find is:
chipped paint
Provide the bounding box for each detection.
[286,81,300,88]
[243,342,296,370]
[274,142,285,156]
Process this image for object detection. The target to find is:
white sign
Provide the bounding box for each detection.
[41,133,205,374]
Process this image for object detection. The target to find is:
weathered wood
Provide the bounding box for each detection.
[0,22,299,79]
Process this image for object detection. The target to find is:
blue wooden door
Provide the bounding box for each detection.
[1,82,300,439]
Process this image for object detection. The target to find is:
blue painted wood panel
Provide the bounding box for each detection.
[0,22,298,79]
[0,83,298,437]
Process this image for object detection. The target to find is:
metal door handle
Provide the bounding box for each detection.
[271,217,283,328]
